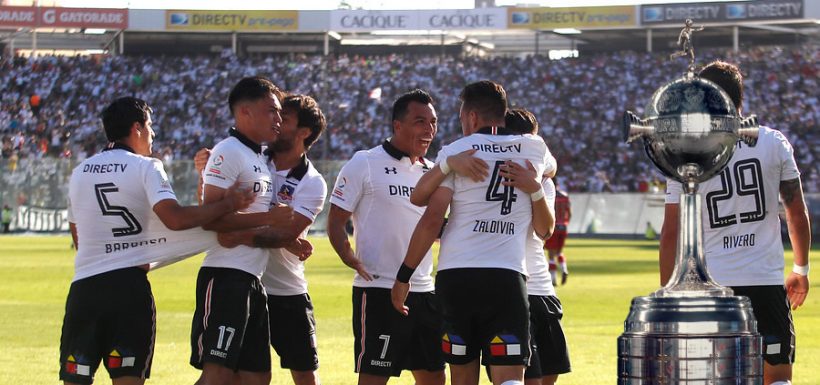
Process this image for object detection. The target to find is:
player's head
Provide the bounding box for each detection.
[685,18,693,26]
[505,108,538,135]
[391,89,437,159]
[228,76,284,144]
[459,80,507,135]
[271,94,326,154]
[699,60,743,113]
[101,97,154,155]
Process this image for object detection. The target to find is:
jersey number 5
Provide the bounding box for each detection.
[705,159,766,229]
[486,160,517,215]
[95,183,143,237]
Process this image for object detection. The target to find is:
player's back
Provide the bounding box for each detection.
[437,128,548,274]
[69,147,179,281]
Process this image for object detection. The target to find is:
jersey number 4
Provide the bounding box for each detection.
[486,161,517,215]
[95,183,143,237]
[705,159,766,229]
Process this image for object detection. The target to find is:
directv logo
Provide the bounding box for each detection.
[643,7,663,22]
[726,4,746,19]
[510,12,529,25]
[170,13,189,25]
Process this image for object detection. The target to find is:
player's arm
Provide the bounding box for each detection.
[327,204,372,280]
[193,148,211,205]
[659,203,680,286]
[780,177,811,309]
[153,182,254,231]
[69,222,78,250]
[410,149,488,207]
[501,160,554,239]
[393,186,453,315]
[216,212,313,260]
[199,184,293,232]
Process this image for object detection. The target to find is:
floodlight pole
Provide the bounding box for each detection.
[119,31,124,55]
[324,32,329,56]
[646,28,652,53]
[232,32,237,56]
[732,26,739,52]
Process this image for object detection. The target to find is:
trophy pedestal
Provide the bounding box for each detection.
[618,296,762,384]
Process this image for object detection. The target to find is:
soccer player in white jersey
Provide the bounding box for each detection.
[191,77,297,385]
[60,97,253,385]
[392,81,554,385]
[327,89,445,385]
[659,61,811,385]
[504,109,570,385]
[198,94,327,385]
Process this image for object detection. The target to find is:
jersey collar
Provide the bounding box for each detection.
[476,126,519,136]
[286,154,310,181]
[382,139,430,167]
[229,127,263,154]
[104,142,136,153]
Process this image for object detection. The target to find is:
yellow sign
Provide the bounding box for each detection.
[508,6,636,29]
[166,10,298,31]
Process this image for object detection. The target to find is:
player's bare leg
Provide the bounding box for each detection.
[112,377,146,385]
[489,364,525,385]
[291,369,319,385]
[358,373,389,385]
[412,369,446,385]
[449,360,480,385]
[557,253,568,285]
[763,363,791,385]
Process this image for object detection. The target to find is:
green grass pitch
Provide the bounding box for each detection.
[0,236,817,384]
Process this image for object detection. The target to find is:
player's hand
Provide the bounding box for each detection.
[391,280,411,316]
[194,148,211,174]
[448,149,489,182]
[500,160,540,193]
[217,230,252,248]
[286,238,313,261]
[224,182,254,211]
[785,272,809,310]
[343,256,373,281]
[268,203,294,227]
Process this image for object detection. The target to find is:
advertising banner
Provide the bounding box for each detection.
[330,10,417,31]
[0,6,37,28]
[166,10,298,31]
[14,206,70,232]
[641,0,804,25]
[507,6,636,29]
[40,7,128,29]
[330,8,507,31]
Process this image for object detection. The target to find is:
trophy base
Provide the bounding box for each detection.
[618,296,762,384]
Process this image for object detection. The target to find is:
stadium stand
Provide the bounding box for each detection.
[0,46,817,193]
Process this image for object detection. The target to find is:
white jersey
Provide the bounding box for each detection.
[67,145,215,282]
[201,129,275,278]
[262,155,327,296]
[437,128,550,274]
[329,140,435,292]
[665,126,800,287]
[526,177,557,296]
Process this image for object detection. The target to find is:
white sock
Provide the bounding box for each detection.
[769,381,791,385]
[499,381,524,385]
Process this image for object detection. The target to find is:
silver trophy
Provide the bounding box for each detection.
[617,22,763,384]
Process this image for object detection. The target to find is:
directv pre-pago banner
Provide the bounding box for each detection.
[641,0,804,25]
[507,6,636,29]
[165,10,298,31]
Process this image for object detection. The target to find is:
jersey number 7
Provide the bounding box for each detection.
[95,183,143,237]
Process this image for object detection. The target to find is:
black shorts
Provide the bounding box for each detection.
[268,293,319,371]
[190,267,271,372]
[352,287,444,377]
[731,285,795,365]
[436,268,530,366]
[59,267,155,384]
[526,295,571,378]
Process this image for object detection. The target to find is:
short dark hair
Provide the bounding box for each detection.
[699,60,743,112]
[228,76,282,117]
[101,97,152,142]
[459,80,507,122]
[505,108,538,135]
[392,89,434,123]
[283,94,326,149]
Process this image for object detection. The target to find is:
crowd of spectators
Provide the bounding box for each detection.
[1,45,817,193]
